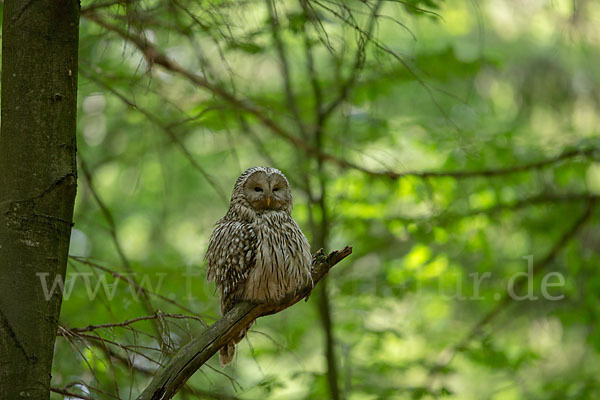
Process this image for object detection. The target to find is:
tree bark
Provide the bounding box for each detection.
[0,1,80,399]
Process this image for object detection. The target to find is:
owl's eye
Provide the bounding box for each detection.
[273,187,279,192]
[254,187,263,192]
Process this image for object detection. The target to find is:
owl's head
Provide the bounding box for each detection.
[233,167,292,213]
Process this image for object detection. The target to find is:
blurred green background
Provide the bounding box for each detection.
[50,0,600,398]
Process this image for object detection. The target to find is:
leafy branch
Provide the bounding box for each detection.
[426,199,597,390]
[82,11,598,184]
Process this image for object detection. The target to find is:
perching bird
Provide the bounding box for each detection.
[205,166,312,367]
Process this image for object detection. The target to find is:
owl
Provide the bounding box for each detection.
[205,166,312,366]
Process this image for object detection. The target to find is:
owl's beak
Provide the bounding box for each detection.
[266,195,271,207]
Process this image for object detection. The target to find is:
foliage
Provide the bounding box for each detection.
[43,0,600,399]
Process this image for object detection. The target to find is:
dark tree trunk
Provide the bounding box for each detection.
[0,1,80,399]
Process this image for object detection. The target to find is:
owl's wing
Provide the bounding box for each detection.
[205,220,256,312]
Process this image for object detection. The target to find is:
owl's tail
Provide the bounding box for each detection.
[219,322,253,367]
[219,343,235,367]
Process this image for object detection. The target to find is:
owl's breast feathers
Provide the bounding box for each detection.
[206,210,311,313]
[243,211,312,303]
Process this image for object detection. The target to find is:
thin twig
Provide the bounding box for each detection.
[51,387,96,400]
[68,311,207,333]
[79,155,165,345]
[81,71,228,202]
[81,0,133,13]
[69,255,209,325]
[391,192,600,224]
[59,328,167,366]
[267,0,309,139]
[82,11,598,182]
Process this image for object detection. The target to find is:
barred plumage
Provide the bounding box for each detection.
[205,166,312,366]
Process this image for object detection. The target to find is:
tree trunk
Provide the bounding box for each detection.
[0,1,80,399]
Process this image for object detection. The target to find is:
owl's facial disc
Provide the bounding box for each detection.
[243,171,291,211]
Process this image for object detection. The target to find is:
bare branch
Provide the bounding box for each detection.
[59,328,167,361]
[80,71,228,202]
[51,387,95,400]
[393,192,600,224]
[266,0,309,139]
[79,156,164,345]
[81,0,134,13]
[82,11,357,168]
[390,147,598,179]
[319,0,383,123]
[68,312,206,334]
[82,11,598,182]
[313,0,462,132]
[107,344,243,400]
[137,246,352,400]
[69,256,209,324]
